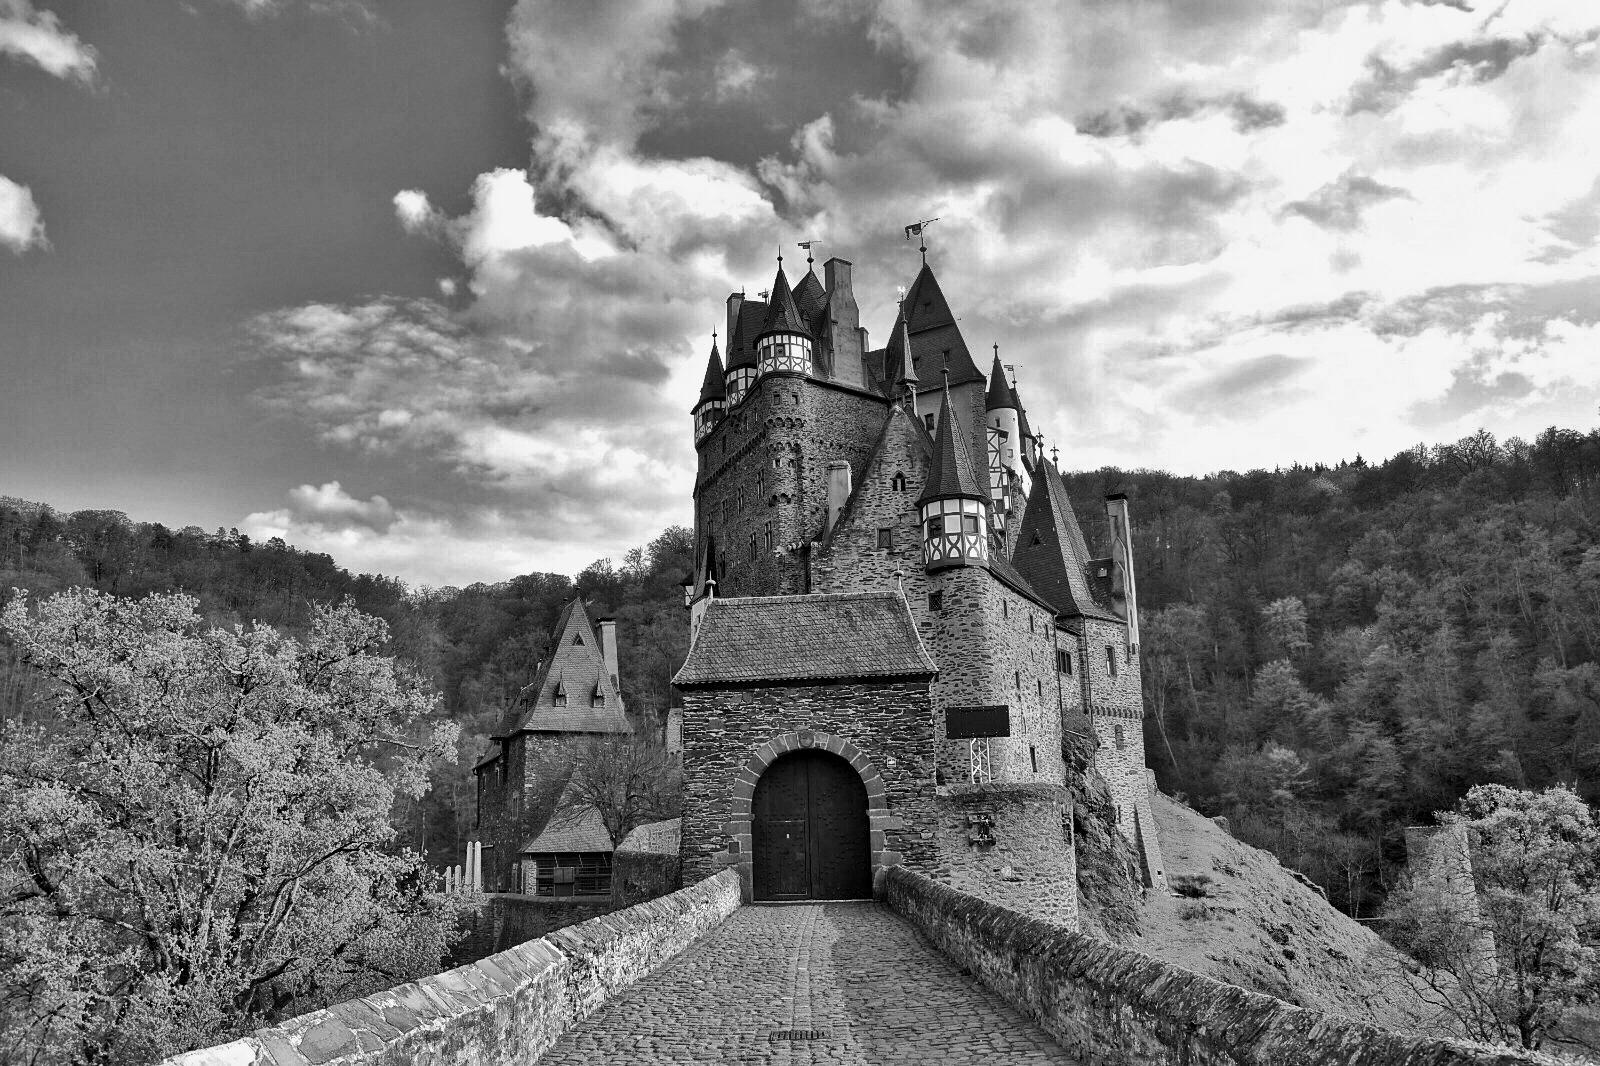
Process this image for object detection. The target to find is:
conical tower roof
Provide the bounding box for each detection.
[985,348,1018,411]
[759,262,810,338]
[725,299,767,371]
[694,336,725,410]
[894,308,918,386]
[895,262,983,389]
[794,268,826,321]
[916,387,987,506]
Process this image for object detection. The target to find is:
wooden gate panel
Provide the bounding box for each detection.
[753,756,811,900]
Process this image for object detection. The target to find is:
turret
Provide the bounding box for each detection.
[693,334,726,444]
[755,258,812,377]
[984,347,1028,513]
[894,298,918,419]
[917,384,990,572]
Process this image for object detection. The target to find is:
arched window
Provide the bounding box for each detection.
[891,471,907,492]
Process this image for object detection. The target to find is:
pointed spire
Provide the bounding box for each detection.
[1010,457,1106,618]
[916,383,987,506]
[894,300,918,387]
[759,259,810,338]
[985,346,1018,411]
[695,332,725,409]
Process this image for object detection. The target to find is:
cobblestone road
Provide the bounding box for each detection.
[540,902,1074,1064]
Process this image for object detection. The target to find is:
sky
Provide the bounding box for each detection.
[2,0,1599,588]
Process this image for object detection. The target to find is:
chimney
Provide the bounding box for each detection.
[826,460,852,534]
[1104,494,1140,654]
[598,618,619,689]
[725,291,744,354]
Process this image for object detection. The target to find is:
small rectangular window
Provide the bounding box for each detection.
[1014,670,1021,690]
[928,591,943,612]
[1030,746,1038,772]
[1058,649,1072,675]
[924,413,935,432]
[1029,614,1036,633]
[877,528,893,549]
[1002,600,1008,619]
[749,532,757,560]
[1107,646,1118,677]
[1036,678,1043,698]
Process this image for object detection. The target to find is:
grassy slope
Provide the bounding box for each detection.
[1125,794,1452,1035]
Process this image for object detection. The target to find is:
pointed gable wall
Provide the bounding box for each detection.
[516,599,630,734]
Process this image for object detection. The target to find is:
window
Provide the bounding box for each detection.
[763,521,774,552]
[1036,678,1043,699]
[1002,599,1008,619]
[1113,724,1126,750]
[877,528,893,549]
[924,413,935,432]
[1029,614,1035,633]
[928,591,943,612]
[749,532,757,560]
[1107,646,1118,677]
[1014,670,1021,690]
[1030,746,1038,772]
[572,633,584,645]
[892,471,907,491]
[1058,649,1073,675]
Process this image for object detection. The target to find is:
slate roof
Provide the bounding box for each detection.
[916,387,987,505]
[985,349,1018,411]
[673,591,937,686]
[617,818,681,855]
[522,805,613,854]
[695,338,725,409]
[760,264,811,338]
[1009,459,1119,622]
[883,263,983,392]
[794,268,827,322]
[725,300,768,370]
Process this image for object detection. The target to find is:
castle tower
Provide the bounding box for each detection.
[692,335,726,444]
[984,348,1031,532]
[917,385,990,572]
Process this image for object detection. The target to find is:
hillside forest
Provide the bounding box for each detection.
[3,422,1599,918]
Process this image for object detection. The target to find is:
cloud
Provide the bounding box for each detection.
[207,0,378,24]
[712,49,767,101]
[248,0,1600,584]
[0,0,96,83]
[1284,171,1412,231]
[283,481,396,532]
[0,175,47,254]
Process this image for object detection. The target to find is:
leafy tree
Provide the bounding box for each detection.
[0,590,467,1065]
[1383,785,1600,1052]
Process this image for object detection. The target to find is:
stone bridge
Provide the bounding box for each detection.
[168,868,1546,1066]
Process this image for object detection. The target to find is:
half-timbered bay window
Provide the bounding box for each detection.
[919,496,989,570]
[757,330,811,376]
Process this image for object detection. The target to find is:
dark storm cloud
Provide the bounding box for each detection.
[1076,92,1286,138]
[1283,172,1412,231]
[1346,35,1545,114]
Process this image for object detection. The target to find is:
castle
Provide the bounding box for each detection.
[672,250,1166,921]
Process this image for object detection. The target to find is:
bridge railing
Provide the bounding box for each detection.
[881,865,1552,1066]
[162,867,741,1066]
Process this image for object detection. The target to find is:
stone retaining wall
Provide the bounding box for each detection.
[881,866,1546,1066]
[162,869,742,1066]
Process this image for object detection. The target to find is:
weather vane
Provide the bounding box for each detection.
[903,216,941,264]
[797,239,820,267]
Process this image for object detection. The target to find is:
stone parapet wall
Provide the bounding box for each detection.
[161,869,742,1066]
[881,866,1545,1066]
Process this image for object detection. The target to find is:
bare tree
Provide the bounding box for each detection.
[528,732,682,849]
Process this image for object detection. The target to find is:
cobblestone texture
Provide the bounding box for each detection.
[540,902,1073,1064]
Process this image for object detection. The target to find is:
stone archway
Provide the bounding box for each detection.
[752,749,870,900]
[726,731,890,901]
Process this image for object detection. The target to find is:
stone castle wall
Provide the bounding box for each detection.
[925,783,1078,928]
[883,866,1545,1066]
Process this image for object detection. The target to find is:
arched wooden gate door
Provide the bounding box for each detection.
[752,750,871,900]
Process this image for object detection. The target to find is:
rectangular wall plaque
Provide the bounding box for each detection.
[945,705,1011,739]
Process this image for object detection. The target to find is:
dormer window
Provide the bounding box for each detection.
[572,633,584,646]
[553,678,567,707]
[591,681,605,708]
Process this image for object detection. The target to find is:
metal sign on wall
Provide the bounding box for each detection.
[945,705,1011,739]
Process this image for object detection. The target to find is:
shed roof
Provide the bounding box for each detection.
[522,805,613,854]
